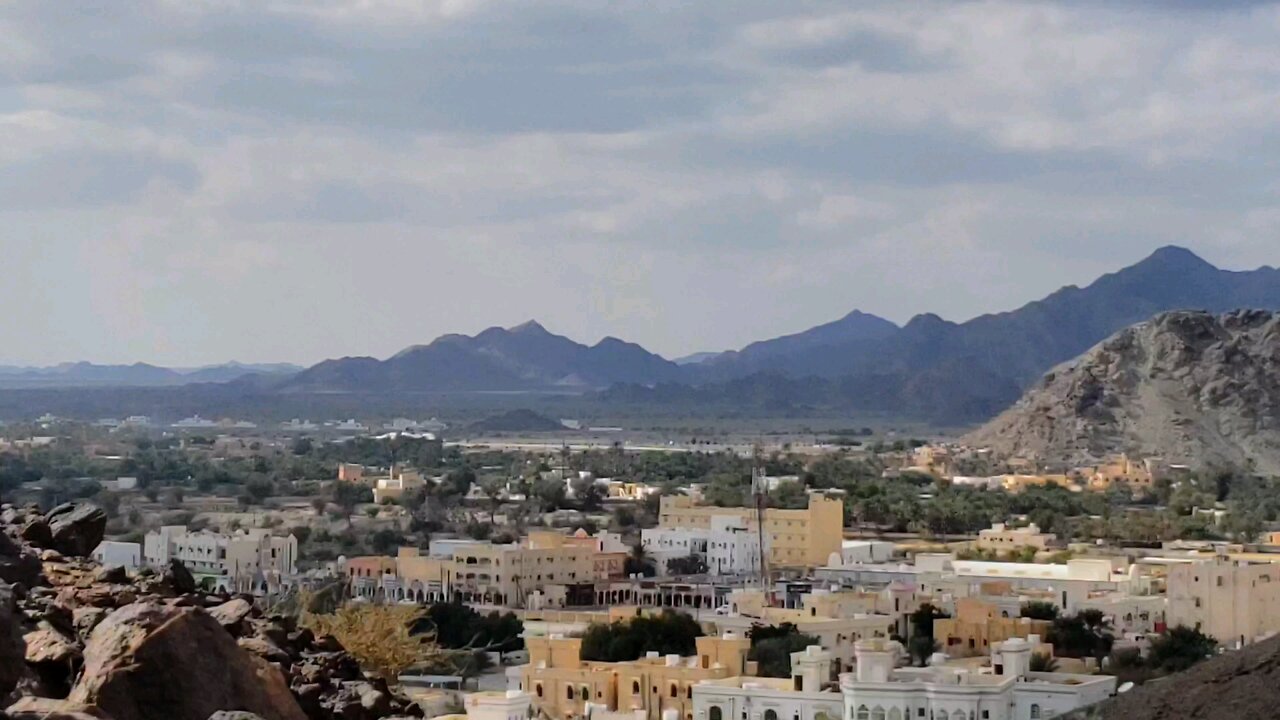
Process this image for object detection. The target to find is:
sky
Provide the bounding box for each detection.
[3,0,1280,366]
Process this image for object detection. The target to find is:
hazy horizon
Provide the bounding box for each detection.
[5,2,1280,366]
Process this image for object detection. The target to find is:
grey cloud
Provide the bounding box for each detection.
[0,0,1278,365]
[0,151,198,209]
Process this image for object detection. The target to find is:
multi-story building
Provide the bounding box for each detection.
[350,529,618,606]
[693,645,843,720]
[337,463,366,482]
[143,526,298,593]
[976,524,1056,554]
[933,599,1053,658]
[373,467,427,504]
[1166,555,1280,648]
[516,633,752,720]
[643,494,843,574]
[841,638,1115,720]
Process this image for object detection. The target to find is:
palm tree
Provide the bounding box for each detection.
[1030,652,1059,672]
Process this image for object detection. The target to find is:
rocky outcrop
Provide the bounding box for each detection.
[0,502,424,720]
[965,310,1280,473]
[43,504,107,557]
[69,602,307,720]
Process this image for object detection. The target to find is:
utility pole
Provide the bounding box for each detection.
[751,444,770,593]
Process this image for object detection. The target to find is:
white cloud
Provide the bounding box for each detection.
[0,0,1277,364]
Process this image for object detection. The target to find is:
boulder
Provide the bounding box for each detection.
[44,504,107,558]
[0,532,43,586]
[68,602,307,720]
[19,519,53,548]
[160,560,196,595]
[209,599,253,631]
[0,583,29,697]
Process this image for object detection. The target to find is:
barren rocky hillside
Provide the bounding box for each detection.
[0,502,423,720]
[965,310,1280,474]
[1070,632,1280,720]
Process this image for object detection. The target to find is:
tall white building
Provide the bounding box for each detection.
[143,525,298,593]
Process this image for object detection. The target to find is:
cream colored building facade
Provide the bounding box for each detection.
[351,530,614,606]
[517,634,752,720]
[1167,555,1280,648]
[975,523,1055,553]
[650,494,844,571]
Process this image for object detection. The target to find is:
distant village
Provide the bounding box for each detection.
[2,415,1272,720]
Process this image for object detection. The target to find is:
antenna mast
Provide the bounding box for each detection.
[751,445,770,590]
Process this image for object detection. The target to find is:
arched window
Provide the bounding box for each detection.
[671,684,679,699]
[581,687,589,701]
[687,687,693,699]
[887,710,902,720]
[710,707,723,720]
[1030,706,1041,720]
[856,708,870,720]
[872,709,886,720]
[536,685,543,698]
[567,686,575,700]
[950,712,964,720]
[632,681,641,695]
[764,711,778,720]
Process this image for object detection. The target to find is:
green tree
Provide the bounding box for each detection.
[748,624,820,678]
[666,555,708,576]
[1147,625,1217,673]
[580,611,703,662]
[1020,601,1059,621]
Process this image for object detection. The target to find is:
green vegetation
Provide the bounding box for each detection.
[748,623,821,678]
[579,610,703,662]
[906,603,949,666]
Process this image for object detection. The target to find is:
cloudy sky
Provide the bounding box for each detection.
[3,1,1280,366]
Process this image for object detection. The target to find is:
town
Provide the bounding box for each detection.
[3,416,1271,720]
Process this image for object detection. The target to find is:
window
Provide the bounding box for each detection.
[1030,705,1041,720]
[856,707,870,720]
[710,708,723,720]
[764,711,778,720]
[567,686,575,700]
[581,687,589,701]
[536,685,543,698]
[671,684,678,699]
[632,681,640,695]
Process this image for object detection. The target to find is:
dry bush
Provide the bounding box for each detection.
[302,601,446,679]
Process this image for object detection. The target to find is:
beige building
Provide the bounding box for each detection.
[372,467,427,503]
[1166,555,1280,648]
[352,530,615,606]
[1082,454,1154,492]
[653,494,843,570]
[337,463,366,482]
[933,598,1053,658]
[517,633,752,720]
[976,523,1056,553]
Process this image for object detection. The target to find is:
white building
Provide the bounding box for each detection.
[92,541,141,570]
[642,516,766,577]
[841,638,1115,720]
[143,525,298,593]
[694,646,843,720]
[828,541,896,567]
[463,690,533,720]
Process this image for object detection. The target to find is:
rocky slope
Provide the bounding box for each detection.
[1072,633,1280,720]
[0,502,422,720]
[965,310,1280,473]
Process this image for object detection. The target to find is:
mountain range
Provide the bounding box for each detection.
[0,362,302,389]
[7,246,1280,427]
[966,310,1280,473]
